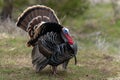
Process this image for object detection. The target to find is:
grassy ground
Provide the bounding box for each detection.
[0,34,119,80]
[0,3,120,80]
[0,34,120,80]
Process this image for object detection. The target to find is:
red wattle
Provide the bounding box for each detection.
[65,34,74,45]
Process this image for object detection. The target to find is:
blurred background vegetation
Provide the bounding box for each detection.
[0,0,89,21]
[0,0,120,80]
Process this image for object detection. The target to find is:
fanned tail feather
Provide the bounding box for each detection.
[16,5,60,31]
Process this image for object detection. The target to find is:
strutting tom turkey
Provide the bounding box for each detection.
[16,5,77,74]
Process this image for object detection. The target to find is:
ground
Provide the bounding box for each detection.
[0,32,119,80]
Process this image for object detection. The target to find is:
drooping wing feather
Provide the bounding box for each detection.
[32,44,49,72]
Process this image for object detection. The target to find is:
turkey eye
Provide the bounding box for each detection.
[64,30,67,33]
[62,27,69,34]
[64,29,69,34]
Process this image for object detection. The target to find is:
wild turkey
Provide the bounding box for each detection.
[16,5,77,74]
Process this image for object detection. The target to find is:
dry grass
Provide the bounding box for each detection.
[0,19,27,37]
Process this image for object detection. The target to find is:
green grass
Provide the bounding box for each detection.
[0,34,120,80]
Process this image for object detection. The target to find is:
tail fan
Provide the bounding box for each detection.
[16,5,60,32]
